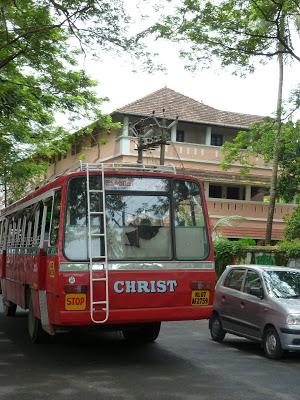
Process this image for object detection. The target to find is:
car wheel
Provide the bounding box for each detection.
[28,297,49,344]
[122,322,161,343]
[2,296,17,317]
[263,326,283,359]
[209,313,226,342]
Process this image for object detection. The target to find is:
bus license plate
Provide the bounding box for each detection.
[65,294,86,310]
[191,290,210,306]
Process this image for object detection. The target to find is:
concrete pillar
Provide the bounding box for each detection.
[122,116,129,136]
[245,185,251,201]
[120,116,130,155]
[171,124,177,142]
[204,182,209,198]
[205,126,212,145]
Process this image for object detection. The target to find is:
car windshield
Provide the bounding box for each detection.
[263,270,300,298]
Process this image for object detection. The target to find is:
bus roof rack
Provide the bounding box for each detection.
[25,161,177,198]
[3,162,177,210]
[79,162,177,174]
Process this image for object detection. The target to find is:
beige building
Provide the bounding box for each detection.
[46,87,295,241]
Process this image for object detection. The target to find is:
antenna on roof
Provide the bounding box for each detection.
[129,112,178,165]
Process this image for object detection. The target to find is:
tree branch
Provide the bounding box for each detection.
[1,5,9,42]
[206,36,288,58]
[0,3,93,54]
[0,48,27,69]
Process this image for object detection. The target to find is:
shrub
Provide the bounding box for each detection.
[213,239,243,277]
[284,206,300,240]
[277,240,300,259]
[237,238,256,246]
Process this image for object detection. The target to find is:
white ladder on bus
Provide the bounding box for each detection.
[84,162,109,323]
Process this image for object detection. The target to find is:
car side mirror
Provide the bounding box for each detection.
[249,287,264,299]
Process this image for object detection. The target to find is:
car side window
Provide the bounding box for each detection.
[223,269,246,291]
[244,270,262,295]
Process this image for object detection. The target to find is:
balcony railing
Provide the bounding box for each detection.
[207,198,295,221]
[129,140,271,170]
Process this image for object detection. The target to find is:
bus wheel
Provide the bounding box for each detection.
[2,297,17,317]
[122,322,161,343]
[27,297,49,344]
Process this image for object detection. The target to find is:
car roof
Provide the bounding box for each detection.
[226,264,300,273]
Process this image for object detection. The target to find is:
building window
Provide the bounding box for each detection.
[211,134,223,146]
[251,187,269,202]
[209,185,222,198]
[176,130,185,142]
[227,186,240,200]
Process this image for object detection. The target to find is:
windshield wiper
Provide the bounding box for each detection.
[285,295,300,299]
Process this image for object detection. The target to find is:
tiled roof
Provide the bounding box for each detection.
[116,87,265,128]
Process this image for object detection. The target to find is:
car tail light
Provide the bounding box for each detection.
[64,284,87,294]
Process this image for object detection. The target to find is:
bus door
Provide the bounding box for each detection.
[24,191,60,333]
[39,190,61,330]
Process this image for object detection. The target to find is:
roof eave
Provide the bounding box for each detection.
[113,110,255,130]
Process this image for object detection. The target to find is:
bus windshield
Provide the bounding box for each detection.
[64,176,209,261]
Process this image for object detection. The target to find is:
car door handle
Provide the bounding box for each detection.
[221,295,226,303]
[240,301,245,309]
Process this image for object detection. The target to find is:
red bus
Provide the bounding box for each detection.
[0,163,215,343]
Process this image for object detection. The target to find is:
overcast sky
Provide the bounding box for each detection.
[87,50,298,119]
[78,1,300,122]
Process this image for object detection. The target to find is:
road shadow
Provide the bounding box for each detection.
[0,310,229,400]
[218,335,300,362]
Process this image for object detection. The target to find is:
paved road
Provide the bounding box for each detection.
[0,299,300,400]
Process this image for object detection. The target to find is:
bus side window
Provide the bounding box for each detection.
[7,218,14,246]
[49,190,61,247]
[26,219,33,247]
[26,206,35,247]
[40,198,53,250]
[0,220,3,250]
[20,215,27,247]
[15,217,22,246]
[33,203,43,246]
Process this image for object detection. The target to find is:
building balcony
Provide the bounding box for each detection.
[207,198,295,240]
[126,139,272,178]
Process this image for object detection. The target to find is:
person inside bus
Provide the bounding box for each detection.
[126,209,163,244]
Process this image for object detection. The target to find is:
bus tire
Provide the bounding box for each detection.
[2,297,17,317]
[27,297,49,344]
[122,322,161,343]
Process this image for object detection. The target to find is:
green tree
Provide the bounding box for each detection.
[284,206,300,241]
[145,0,300,244]
[222,118,300,199]
[277,120,300,202]
[0,0,134,205]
